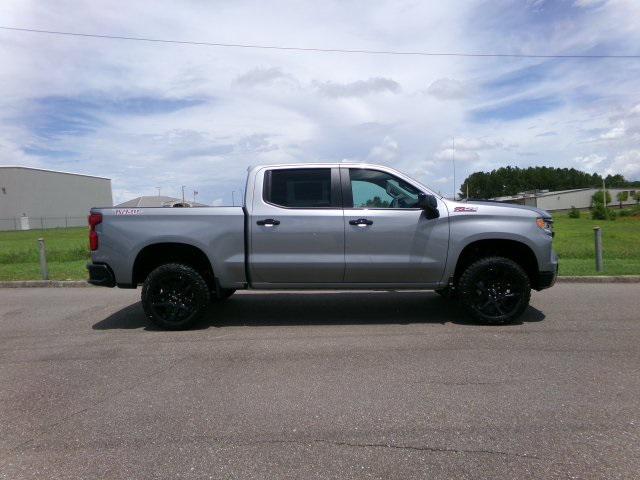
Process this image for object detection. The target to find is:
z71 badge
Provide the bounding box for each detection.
[115,208,142,216]
[453,206,478,213]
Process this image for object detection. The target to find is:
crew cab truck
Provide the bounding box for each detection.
[87,163,557,329]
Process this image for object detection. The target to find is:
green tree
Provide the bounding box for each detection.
[365,196,390,208]
[459,166,635,199]
[616,191,629,208]
[592,190,611,206]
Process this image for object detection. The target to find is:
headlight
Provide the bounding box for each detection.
[536,217,554,236]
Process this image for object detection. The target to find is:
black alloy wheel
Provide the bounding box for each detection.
[142,263,210,330]
[458,256,531,324]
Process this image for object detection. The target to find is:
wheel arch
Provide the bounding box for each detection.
[132,242,215,287]
[453,238,539,288]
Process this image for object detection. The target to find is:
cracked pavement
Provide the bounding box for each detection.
[0,284,639,479]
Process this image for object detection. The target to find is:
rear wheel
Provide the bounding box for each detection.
[141,263,210,330]
[458,256,530,325]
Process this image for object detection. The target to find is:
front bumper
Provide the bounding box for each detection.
[537,262,558,290]
[87,263,116,287]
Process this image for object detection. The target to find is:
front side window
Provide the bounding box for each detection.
[264,168,333,208]
[349,169,420,208]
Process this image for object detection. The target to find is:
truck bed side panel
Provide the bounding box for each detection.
[91,207,246,288]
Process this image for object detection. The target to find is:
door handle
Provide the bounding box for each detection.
[256,218,280,226]
[349,218,373,226]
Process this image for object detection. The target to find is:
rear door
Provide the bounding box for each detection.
[249,166,345,285]
[342,167,449,284]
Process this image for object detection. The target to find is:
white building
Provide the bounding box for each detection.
[115,196,208,208]
[0,166,112,230]
[493,187,638,212]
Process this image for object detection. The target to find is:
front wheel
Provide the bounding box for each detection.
[141,263,210,330]
[458,256,531,325]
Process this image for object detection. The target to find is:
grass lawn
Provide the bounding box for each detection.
[553,214,640,276]
[0,214,638,281]
[0,227,89,281]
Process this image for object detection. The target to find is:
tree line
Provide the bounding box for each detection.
[460,166,640,199]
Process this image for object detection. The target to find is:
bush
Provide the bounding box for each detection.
[622,205,640,216]
[568,206,581,218]
[591,205,617,220]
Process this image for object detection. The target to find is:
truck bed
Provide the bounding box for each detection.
[90,206,246,288]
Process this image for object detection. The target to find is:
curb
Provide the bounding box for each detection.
[556,276,640,283]
[0,277,639,288]
[0,280,93,288]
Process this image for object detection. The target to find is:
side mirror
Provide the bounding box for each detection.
[418,193,440,219]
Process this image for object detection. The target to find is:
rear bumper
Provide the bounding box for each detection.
[87,263,116,288]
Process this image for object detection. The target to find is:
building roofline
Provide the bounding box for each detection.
[0,165,111,180]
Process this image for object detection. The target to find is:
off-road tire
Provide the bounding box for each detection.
[141,263,210,330]
[458,256,531,325]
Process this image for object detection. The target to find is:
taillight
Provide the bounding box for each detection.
[88,212,102,251]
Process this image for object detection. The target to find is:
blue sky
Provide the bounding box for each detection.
[1,0,639,204]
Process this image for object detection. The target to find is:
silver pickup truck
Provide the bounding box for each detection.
[87,163,558,329]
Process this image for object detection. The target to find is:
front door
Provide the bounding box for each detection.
[342,167,448,284]
[249,167,345,285]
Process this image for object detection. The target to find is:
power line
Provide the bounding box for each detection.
[1,26,639,59]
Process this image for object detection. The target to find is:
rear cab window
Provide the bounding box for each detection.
[263,168,339,208]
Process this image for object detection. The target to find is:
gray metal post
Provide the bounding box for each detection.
[38,238,49,280]
[594,227,603,272]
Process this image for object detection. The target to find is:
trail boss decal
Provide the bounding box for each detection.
[453,206,478,213]
[115,208,142,216]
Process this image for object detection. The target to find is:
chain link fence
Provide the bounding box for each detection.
[0,216,87,231]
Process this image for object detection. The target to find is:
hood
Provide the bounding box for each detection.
[452,200,552,218]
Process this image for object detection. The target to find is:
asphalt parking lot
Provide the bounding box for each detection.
[0,284,639,479]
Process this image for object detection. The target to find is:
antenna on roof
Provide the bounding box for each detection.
[452,136,456,200]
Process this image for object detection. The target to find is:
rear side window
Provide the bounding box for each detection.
[264,168,334,208]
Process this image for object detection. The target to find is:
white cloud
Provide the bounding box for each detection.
[606,150,640,178]
[427,78,467,100]
[1,0,640,209]
[575,153,606,171]
[600,122,626,140]
[435,149,479,162]
[233,67,296,88]
[367,136,399,163]
[314,77,400,98]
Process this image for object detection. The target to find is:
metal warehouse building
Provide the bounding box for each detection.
[0,166,113,231]
[494,187,638,212]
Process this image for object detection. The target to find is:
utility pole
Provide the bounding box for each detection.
[181,185,186,204]
[452,136,456,200]
[602,177,607,219]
